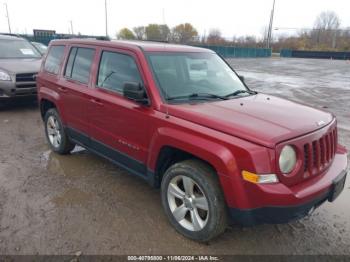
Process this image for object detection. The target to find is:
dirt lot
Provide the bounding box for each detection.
[0,58,349,255]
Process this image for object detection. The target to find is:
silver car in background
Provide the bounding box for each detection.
[0,35,42,102]
[31,42,48,55]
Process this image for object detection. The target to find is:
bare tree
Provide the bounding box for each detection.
[133,26,145,40]
[207,29,224,44]
[313,11,341,49]
[314,11,340,30]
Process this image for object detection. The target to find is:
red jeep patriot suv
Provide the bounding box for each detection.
[37,39,348,241]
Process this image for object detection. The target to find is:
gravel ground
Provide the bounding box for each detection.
[0,57,349,255]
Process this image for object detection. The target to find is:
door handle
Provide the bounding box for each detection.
[58,87,68,93]
[90,98,104,106]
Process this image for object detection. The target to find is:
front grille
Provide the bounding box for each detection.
[303,127,337,176]
[15,83,36,88]
[15,73,37,89]
[16,73,37,82]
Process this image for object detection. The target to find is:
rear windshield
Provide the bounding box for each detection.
[0,39,41,59]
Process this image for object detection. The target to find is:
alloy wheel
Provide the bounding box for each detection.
[46,115,62,148]
[167,175,209,231]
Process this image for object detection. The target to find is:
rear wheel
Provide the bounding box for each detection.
[161,159,228,242]
[44,108,75,154]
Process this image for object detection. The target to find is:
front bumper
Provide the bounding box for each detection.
[229,171,346,226]
[0,80,37,100]
[228,152,348,226]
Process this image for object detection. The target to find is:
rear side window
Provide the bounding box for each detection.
[97,51,142,93]
[44,45,65,74]
[64,47,95,84]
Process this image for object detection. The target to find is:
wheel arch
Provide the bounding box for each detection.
[148,127,238,189]
[38,86,63,121]
[40,98,57,120]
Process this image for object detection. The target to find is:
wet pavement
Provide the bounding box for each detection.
[0,58,349,255]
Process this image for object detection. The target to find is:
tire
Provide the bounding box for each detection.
[44,108,75,154]
[161,159,228,242]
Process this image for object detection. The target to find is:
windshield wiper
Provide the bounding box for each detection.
[224,89,257,98]
[167,93,228,101]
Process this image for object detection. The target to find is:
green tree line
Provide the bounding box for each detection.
[117,23,199,44]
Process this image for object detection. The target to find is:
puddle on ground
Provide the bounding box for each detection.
[38,146,112,179]
[52,188,92,207]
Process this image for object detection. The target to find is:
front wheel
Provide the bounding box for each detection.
[161,159,228,242]
[44,108,75,154]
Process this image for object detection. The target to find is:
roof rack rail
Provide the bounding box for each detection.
[135,39,169,43]
[0,33,21,37]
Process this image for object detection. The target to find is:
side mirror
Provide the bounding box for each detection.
[123,82,149,105]
[239,75,245,82]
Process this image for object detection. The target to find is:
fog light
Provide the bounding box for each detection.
[242,170,278,184]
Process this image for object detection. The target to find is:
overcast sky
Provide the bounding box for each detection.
[1,0,349,39]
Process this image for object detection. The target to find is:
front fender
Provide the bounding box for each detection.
[148,127,238,177]
[147,126,247,207]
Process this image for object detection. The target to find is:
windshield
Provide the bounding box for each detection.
[0,39,42,59]
[147,52,248,102]
[32,42,48,54]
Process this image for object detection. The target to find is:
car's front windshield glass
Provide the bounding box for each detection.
[0,39,42,59]
[147,52,249,102]
[32,42,48,54]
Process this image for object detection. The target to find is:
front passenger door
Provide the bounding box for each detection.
[88,49,155,177]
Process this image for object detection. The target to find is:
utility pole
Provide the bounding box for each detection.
[266,0,276,49]
[70,20,74,35]
[105,0,108,37]
[4,3,11,34]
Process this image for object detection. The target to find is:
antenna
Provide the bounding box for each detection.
[162,7,170,119]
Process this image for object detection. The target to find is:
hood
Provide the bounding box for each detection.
[166,94,333,148]
[0,58,42,74]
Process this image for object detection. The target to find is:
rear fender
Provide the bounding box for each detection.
[39,86,65,124]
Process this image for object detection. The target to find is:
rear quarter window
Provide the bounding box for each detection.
[64,47,95,84]
[44,45,65,74]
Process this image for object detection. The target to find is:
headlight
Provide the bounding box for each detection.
[0,70,11,81]
[279,145,297,174]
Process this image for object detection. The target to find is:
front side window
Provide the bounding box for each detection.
[44,45,65,74]
[64,47,95,84]
[97,51,142,93]
[0,39,42,59]
[147,52,249,102]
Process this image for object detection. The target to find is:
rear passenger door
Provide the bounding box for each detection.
[59,46,96,146]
